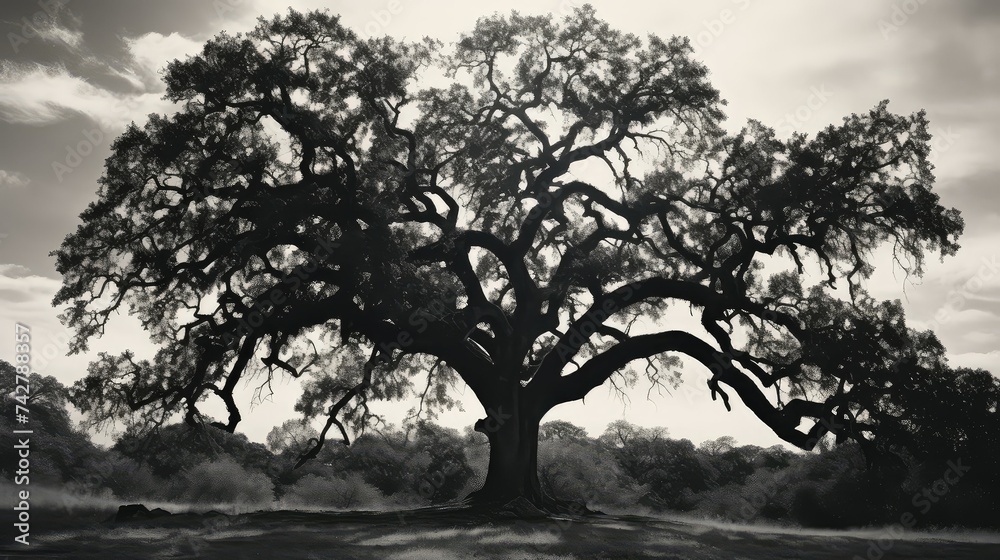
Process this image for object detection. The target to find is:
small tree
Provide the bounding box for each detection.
[54,7,967,511]
[538,420,588,441]
[0,361,99,485]
[266,419,319,456]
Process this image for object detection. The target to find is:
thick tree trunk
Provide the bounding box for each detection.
[469,405,544,506]
[462,373,594,516]
[465,400,597,517]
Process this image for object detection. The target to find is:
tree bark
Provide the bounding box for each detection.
[467,399,544,506]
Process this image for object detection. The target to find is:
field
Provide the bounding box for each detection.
[3,505,1000,560]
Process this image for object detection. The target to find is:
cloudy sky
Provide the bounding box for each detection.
[1,0,998,449]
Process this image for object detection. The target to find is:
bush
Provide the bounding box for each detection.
[539,439,645,510]
[282,473,383,509]
[410,422,475,504]
[114,424,277,482]
[90,452,163,501]
[343,434,414,496]
[174,458,274,506]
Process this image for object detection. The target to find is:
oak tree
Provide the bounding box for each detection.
[54,7,965,510]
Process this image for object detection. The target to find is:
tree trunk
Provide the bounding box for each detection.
[467,401,545,506]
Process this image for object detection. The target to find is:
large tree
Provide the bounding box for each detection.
[54,7,966,510]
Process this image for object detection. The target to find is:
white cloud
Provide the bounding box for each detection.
[104,66,146,91]
[948,350,1000,373]
[0,170,30,189]
[124,31,205,90]
[962,330,1000,346]
[913,308,999,329]
[0,62,173,130]
[34,19,84,50]
[0,31,205,129]
[0,264,33,278]
[0,29,206,130]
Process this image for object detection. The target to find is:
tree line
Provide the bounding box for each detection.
[3,360,997,529]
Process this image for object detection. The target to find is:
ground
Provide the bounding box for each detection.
[2,505,1000,559]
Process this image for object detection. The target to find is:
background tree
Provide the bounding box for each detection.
[1,361,100,486]
[538,434,644,509]
[538,420,588,441]
[54,6,966,511]
[600,423,715,510]
[266,419,320,456]
[113,422,275,480]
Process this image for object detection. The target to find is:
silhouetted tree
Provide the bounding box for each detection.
[53,6,967,510]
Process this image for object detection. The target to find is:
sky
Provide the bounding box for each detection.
[0,0,998,450]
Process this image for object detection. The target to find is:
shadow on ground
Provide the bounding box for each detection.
[3,505,1000,559]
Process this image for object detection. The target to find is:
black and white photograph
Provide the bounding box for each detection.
[1,1,999,558]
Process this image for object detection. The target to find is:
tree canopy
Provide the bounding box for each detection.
[53,6,971,506]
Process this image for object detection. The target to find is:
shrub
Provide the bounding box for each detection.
[174,458,274,506]
[91,452,163,501]
[539,439,645,510]
[283,473,383,509]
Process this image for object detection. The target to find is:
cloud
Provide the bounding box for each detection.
[104,66,145,91]
[124,31,204,90]
[948,350,1000,373]
[0,170,30,189]
[0,264,33,278]
[0,62,172,130]
[4,0,83,53]
[32,17,84,51]
[0,27,208,130]
[0,270,157,381]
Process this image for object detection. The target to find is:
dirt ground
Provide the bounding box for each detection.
[3,506,1000,559]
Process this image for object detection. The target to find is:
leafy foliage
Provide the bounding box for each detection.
[50,6,975,505]
[173,458,275,505]
[282,473,382,510]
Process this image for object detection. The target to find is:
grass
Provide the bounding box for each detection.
[2,503,1000,559]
